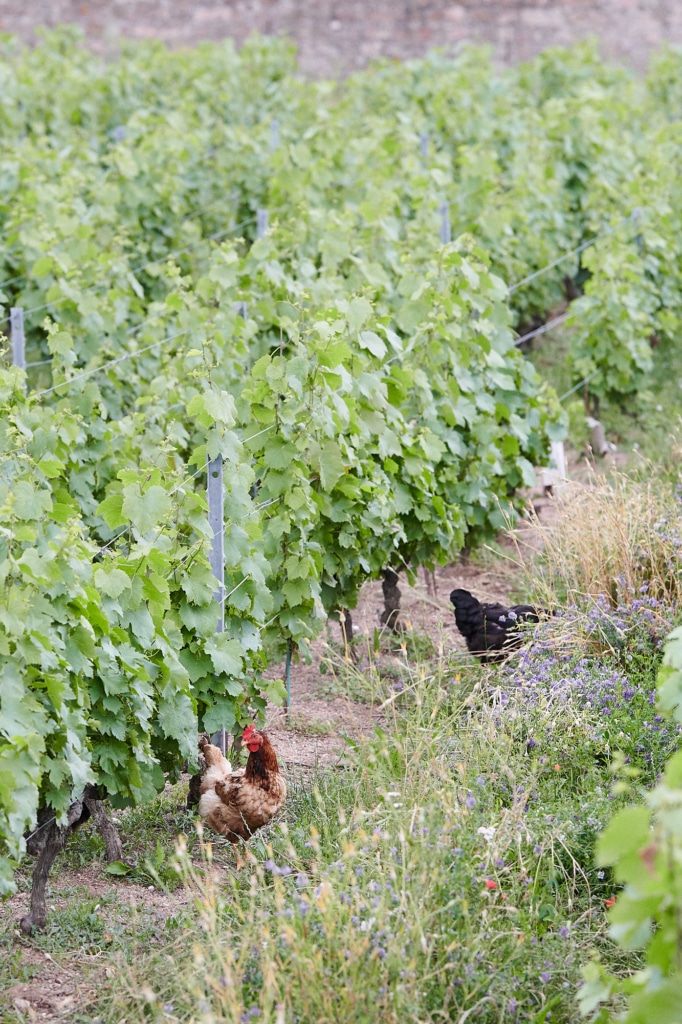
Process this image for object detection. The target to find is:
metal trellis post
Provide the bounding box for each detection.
[439,202,451,245]
[285,640,292,720]
[257,209,269,239]
[207,454,227,755]
[10,307,25,374]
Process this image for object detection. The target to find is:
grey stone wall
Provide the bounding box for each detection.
[0,1,678,74]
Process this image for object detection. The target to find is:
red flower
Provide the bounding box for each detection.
[485,879,498,890]
[605,896,616,908]
[553,764,561,772]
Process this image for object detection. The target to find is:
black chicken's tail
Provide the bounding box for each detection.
[449,588,483,642]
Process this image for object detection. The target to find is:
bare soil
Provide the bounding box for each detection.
[264,496,559,769]
[4,865,197,1021]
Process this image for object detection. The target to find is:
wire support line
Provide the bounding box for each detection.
[514,311,571,347]
[224,574,251,602]
[508,209,642,294]
[21,290,260,376]
[94,528,129,558]
[163,542,203,579]
[99,469,284,571]
[258,612,280,631]
[0,186,241,296]
[93,463,208,562]
[127,211,252,281]
[242,423,275,444]
[168,464,206,497]
[58,418,280,567]
[33,324,193,398]
[24,814,58,845]
[17,307,192,373]
[9,216,257,324]
[509,237,602,294]
[245,495,282,518]
[559,368,600,403]
[218,494,287,547]
[0,272,27,291]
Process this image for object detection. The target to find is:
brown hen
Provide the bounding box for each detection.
[197,726,286,842]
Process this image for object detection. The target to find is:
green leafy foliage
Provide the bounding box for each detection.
[579,627,682,1021]
[0,364,271,892]
[10,29,679,896]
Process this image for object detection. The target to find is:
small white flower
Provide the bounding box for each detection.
[477,826,496,842]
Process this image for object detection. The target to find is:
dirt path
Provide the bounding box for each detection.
[4,864,198,1021]
[264,494,558,769]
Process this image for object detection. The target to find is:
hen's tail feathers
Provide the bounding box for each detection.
[187,737,211,808]
[199,738,233,772]
[449,588,483,641]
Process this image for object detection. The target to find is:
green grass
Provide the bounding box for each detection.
[83,656,637,1024]
[4,456,681,1023]
[4,631,667,1024]
[3,618,674,1023]
[285,712,336,736]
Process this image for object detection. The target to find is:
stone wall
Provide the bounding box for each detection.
[0,1,678,74]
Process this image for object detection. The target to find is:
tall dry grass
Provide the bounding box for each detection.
[518,471,682,627]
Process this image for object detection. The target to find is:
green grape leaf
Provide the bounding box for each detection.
[121,484,172,534]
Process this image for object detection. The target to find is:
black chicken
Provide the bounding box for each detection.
[449,588,543,663]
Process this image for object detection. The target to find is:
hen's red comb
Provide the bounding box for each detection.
[242,724,257,739]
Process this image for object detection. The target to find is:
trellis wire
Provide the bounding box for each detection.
[23,814,58,846]
[559,367,600,403]
[32,324,194,398]
[15,281,218,377]
[509,236,603,294]
[0,187,241,301]
[0,272,26,291]
[514,311,571,347]
[508,208,643,294]
[5,221,252,386]
[96,426,279,567]
[1,215,256,329]
[28,288,250,399]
